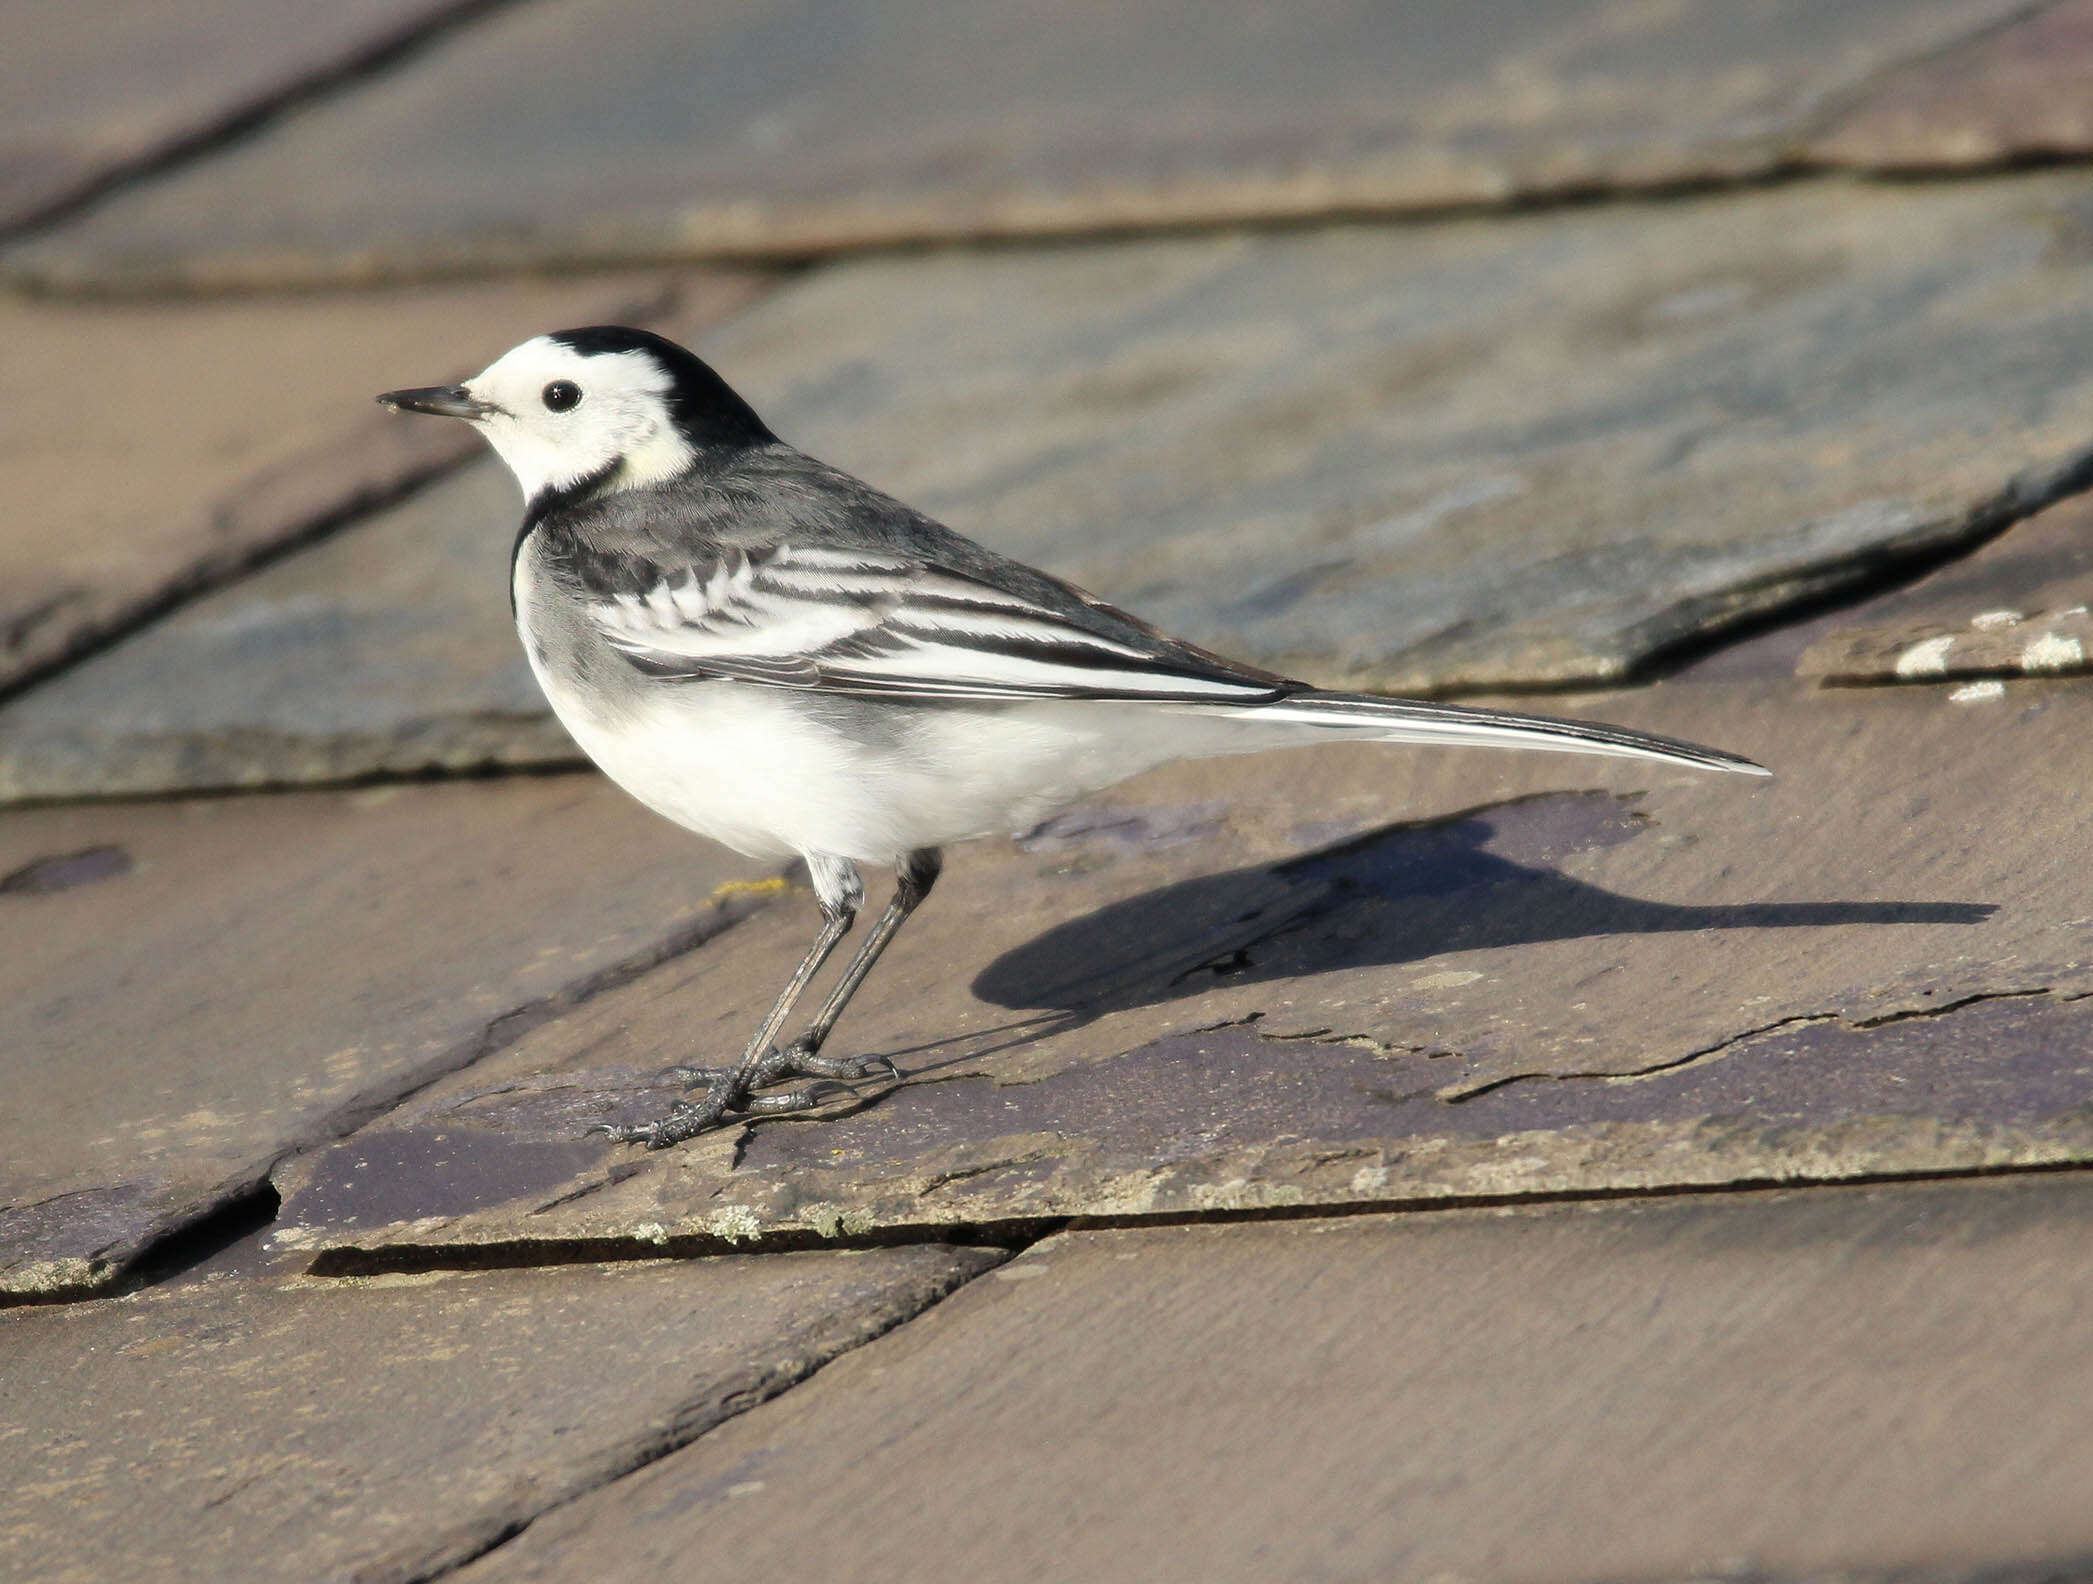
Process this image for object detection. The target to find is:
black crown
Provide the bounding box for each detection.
[547,325,774,451]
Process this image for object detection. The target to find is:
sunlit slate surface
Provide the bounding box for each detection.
[708,172,2093,694]
[0,0,481,233]
[268,676,2093,1267]
[0,463,569,801]
[0,270,718,698]
[451,1186,2093,1582]
[0,778,768,1298]
[1794,493,2093,686]
[0,1249,997,1582]
[19,172,2093,798]
[1811,0,2093,172]
[0,277,766,800]
[3,0,2027,289]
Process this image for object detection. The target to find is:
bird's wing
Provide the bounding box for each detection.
[579,543,1290,704]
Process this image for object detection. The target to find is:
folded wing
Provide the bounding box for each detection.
[578,542,1766,775]
[583,543,1292,704]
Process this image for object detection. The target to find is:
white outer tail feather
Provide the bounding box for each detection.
[1231,691,1769,776]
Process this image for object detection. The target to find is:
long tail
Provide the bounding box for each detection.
[1232,689,1768,776]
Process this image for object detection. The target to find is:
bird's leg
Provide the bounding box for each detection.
[777,847,942,1078]
[603,857,861,1148]
[671,849,943,1088]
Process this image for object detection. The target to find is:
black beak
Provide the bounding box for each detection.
[375,384,494,419]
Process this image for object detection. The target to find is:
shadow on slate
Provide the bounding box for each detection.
[972,792,1995,1018]
[262,687,2093,1258]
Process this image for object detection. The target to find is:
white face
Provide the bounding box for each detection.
[461,335,695,503]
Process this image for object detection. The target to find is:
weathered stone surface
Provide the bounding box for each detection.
[690,173,2093,697]
[0,277,767,798]
[1796,493,2093,686]
[273,674,2093,1265]
[0,464,566,800]
[0,0,480,234]
[0,1244,999,1583]
[0,271,756,698]
[455,1178,2093,1583]
[25,175,2093,803]
[1801,607,2093,689]
[1812,0,2093,171]
[2,0,2033,291]
[0,777,778,1299]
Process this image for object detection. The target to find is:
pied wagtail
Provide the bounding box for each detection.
[380,326,1766,1148]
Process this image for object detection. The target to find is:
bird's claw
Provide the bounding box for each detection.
[593,1077,737,1148]
[664,1043,900,1092]
[599,1071,845,1147]
[610,1037,906,1148]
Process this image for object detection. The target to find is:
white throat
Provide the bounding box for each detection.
[461,337,698,506]
[480,417,696,506]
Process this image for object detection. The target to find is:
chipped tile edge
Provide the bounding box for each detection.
[292,1108,2093,1278]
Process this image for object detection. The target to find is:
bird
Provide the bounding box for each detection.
[378,325,1766,1148]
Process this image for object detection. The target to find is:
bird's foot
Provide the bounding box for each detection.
[594,1072,828,1149]
[602,1041,901,1149]
[665,1037,899,1092]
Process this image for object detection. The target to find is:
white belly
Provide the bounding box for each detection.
[537,666,1232,862]
[540,668,899,861]
[514,549,1287,863]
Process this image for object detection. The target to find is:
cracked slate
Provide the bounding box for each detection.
[0,0,2037,289]
[0,1244,1000,1583]
[450,1178,2093,1583]
[27,174,2093,800]
[270,674,2093,1265]
[0,776,777,1300]
[0,268,751,702]
[0,0,483,234]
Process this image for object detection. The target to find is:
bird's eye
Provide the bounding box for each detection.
[542,380,582,413]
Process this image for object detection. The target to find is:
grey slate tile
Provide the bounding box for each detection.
[0,270,752,699]
[267,674,2093,1265]
[0,0,483,234]
[0,462,569,801]
[0,1245,1000,1583]
[20,173,2093,799]
[451,1178,2093,1583]
[693,174,2093,697]
[2,0,2031,289]
[0,273,763,797]
[1811,0,2093,172]
[1794,493,2093,686]
[0,776,778,1299]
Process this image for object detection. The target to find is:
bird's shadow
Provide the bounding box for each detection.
[970,791,1995,1018]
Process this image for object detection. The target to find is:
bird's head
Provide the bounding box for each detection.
[377,326,772,514]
